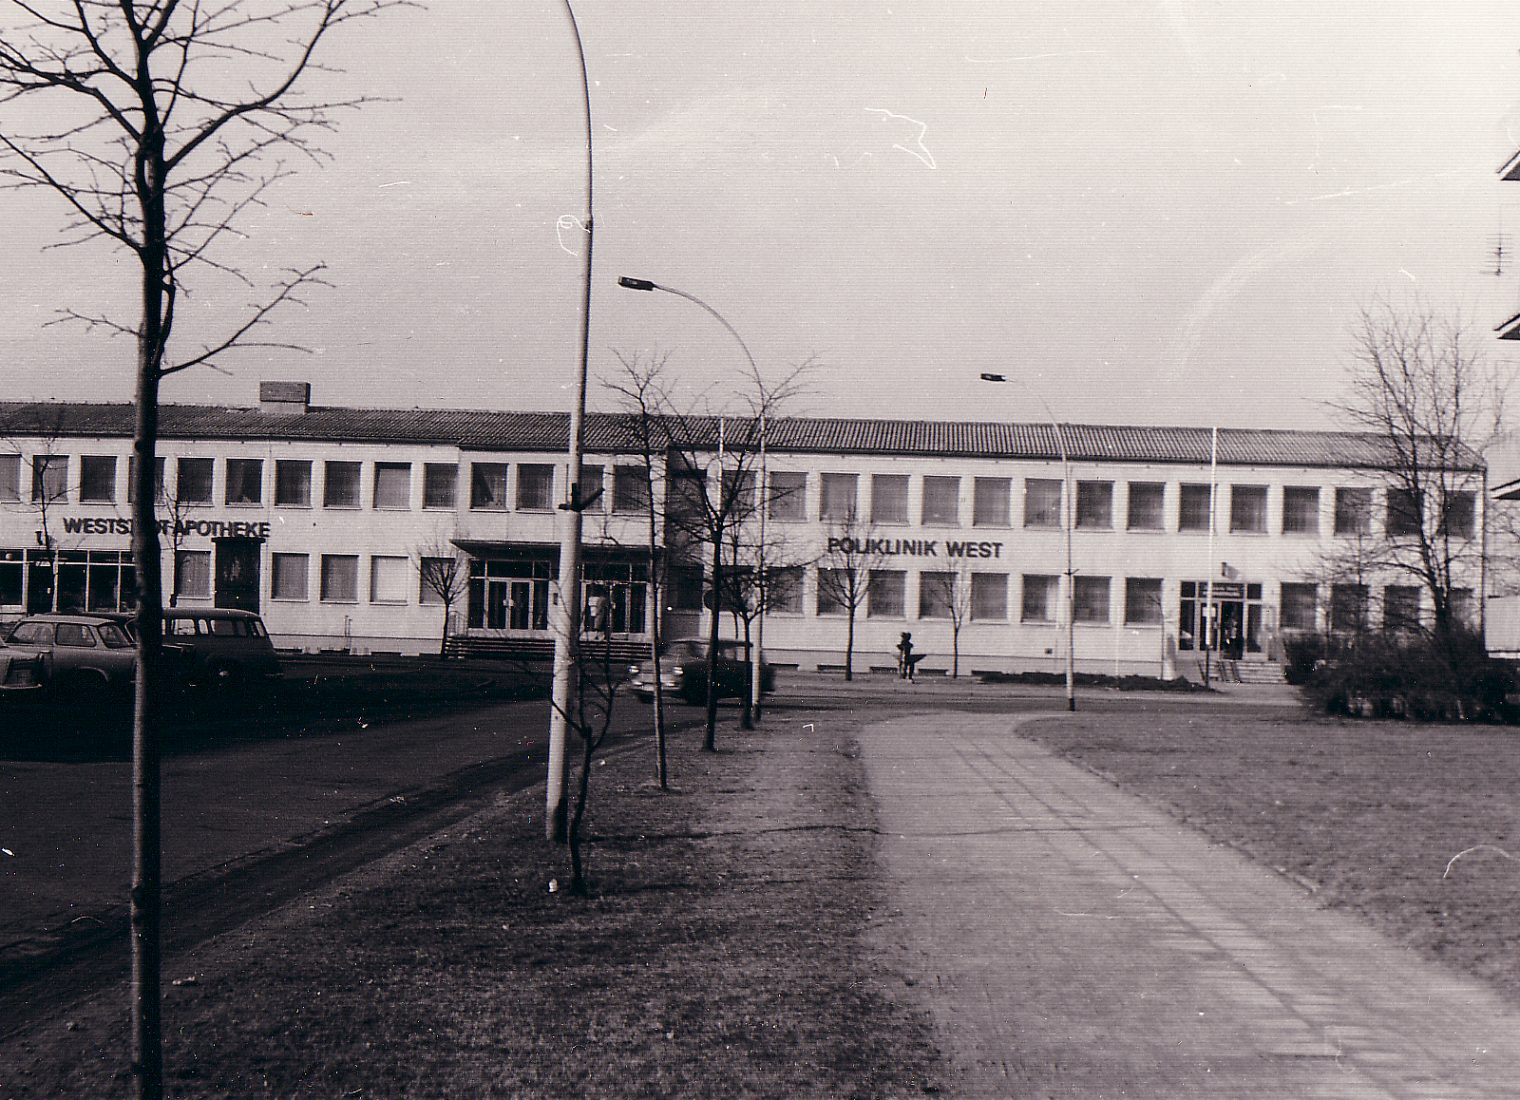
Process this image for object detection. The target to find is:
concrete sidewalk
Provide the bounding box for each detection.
[860,713,1520,1098]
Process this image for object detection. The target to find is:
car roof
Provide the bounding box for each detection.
[15,613,123,626]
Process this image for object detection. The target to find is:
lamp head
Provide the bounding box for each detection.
[618,276,656,291]
[980,372,1007,383]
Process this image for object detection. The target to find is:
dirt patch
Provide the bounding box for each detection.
[0,714,942,1098]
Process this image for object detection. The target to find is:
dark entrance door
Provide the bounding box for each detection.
[214,538,261,612]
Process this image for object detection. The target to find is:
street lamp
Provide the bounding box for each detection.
[980,372,1077,712]
[620,276,769,723]
[545,0,595,843]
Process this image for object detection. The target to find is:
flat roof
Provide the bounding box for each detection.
[0,400,1481,472]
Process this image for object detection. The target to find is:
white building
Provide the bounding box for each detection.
[0,382,1484,677]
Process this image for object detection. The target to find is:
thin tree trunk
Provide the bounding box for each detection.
[704,534,722,751]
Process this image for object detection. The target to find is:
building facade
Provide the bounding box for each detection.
[0,384,1485,676]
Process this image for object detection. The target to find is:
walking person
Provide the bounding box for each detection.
[896,631,916,681]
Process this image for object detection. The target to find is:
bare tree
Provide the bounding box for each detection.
[814,512,891,681]
[1329,297,1502,647]
[919,560,974,678]
[416,538,469,659]
[0,4,396,1093]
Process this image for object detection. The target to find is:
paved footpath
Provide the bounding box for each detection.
[860,712,1520,1099]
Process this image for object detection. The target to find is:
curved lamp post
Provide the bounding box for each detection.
[981,372,1077,712]
[619,277,769,722]
[545,0,595,842]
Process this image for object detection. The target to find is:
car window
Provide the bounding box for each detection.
[248,620,267,637]
[11,622,53,645]
[56,623,98,648]
[209,618,239,636]
[97,623,132,649]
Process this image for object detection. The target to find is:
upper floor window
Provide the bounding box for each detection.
[79,455,117,503]
[516,464,555,511]
[225,458,263,505]
[1441,490,1476,539]
[423,463,458,510]
[323,461,361,508]
[871,474,909,525]
[126,456,166,504]
[1281,487,1320,535]
[972,477,1010,527]
[1334,487,1371,536]
[374,462,412,510]
[1023,478,1062,528]
[768,471,806,520]
[0,454,19,501]
[1229,485,1267,534]
[274,460,312,507]
[578,464,605,512]
[177,457,213,504]
[32,454,68,503]
[1178,483,1212,532]
[721,469,756,515]
[470,463,509,510]
[1126,482,1164,531]
[921,476,960,526]
[1075,481,1113,529]
[1386,489,1422,537]
[612,465,650,513]
[819,473,858,522]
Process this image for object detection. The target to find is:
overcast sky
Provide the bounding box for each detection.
[5,0,1520,430]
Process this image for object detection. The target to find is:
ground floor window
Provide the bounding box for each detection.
[584,560,649,635]
[272,553,309,601]
[970,573,1007,621]
[867,570,905,618]
[1021,575,1058,623]
[56,550,138,613]
[1073,576,1111,624]
[174,549,212,600]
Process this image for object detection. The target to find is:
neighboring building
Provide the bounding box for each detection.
[0,383,1486,676]
[1487,146,1520,656]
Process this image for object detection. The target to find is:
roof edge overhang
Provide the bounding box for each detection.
[1497,309,1520,341]
[1501,147,1520,182]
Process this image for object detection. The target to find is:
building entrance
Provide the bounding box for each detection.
[1179,580,1264,657]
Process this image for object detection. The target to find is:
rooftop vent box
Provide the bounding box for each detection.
[259,381,311,415]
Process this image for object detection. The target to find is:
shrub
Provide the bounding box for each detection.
[1296,628,1514,721]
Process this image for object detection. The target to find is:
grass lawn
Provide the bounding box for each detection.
[1017,707,1520,1000]
[1,712,941,1098]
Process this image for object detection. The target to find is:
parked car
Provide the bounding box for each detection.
[626,638,775,704]
[107,608,281,689]
[5,613,141,696]
[0,640,45,694]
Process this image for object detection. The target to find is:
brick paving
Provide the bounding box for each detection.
[860,713,1520,1098]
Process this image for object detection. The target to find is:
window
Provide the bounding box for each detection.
[1330,584,1368,633]
[177,457,213,504]
[419,558,457,605]
[668,565,704,611]
[271,553,309,600]
[78,456,116,503]
[274,460,312,507]
[921,476,960,526]
[126,456,166,504]
[516,464,555,510]
[1179,483,1212,532]
[1229,485,1267,533]
[1021,575,1058,622]
[612,465,649,513]
[0,454,18,501]
[721,469,755,514]
[768,471,806,520]
[1023,479,1062,528]
[32,455,68,503]
[867,570,905,617]
[1073,576,1111,623]
[1125,578,1163,624]
[1281,487,1319,535]
[225,459,263,505]
[871,474,909,525]
[370,556,409,603]
[470,463,509,510]
[1384,586,1421,632]
[174,550,211,600]
[971,573,1007,620]
[423,463,458,509]
[56,623,96,647]
[1450,588,1476,627]
[820,473,858,521]
[320,555,359,602]
[578,464,604,512]
[1386,489,1422,537]
[816,568,849,615]
[1074,481,1112,529]
[1442,491,1476,538]
[374,463,412,510]
[1126,482,1164,531]
[973,477,1010,527]
[765,566,804,614]
[1334,488,1371,536]
[324,461,361,508]
[1280,583,1318,631]
[918,571,953,618]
